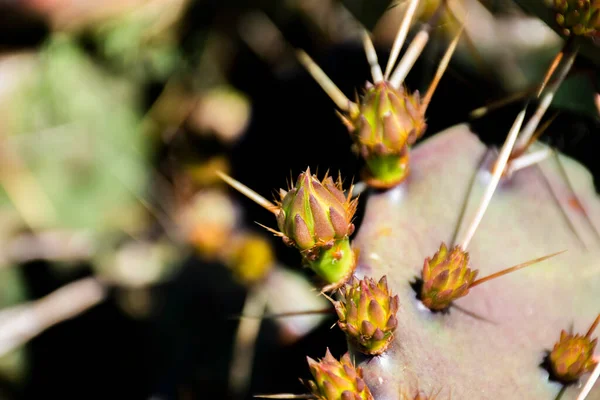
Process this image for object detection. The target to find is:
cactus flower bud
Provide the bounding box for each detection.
[341,82,426,189]
[277,167,356,252]
[275,168,358,290]
[554,0,600,37]
[549,330,598,383]
[333,276,400,355]
[420,243,478,311]
[306,349,374,400]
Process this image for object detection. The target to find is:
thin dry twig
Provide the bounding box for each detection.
[229,286,269,399]
[0,277,106,357]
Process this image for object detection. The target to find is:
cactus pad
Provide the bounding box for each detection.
[351,124,600,399]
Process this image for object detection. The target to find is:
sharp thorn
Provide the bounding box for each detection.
[362,30,383,83]
[450,148,492,247]
[536,48,565,99]
[552,150,600,244]
[216,171,279,214]
[421,12,466,112]
[470,249,567,288]
[295,50,358,115]
[535,163,588,250]
[458,104,528,250]
[576,362,600,400]
[469,88,533,119]
[585,313,600,338]
[507,148,552,175]
[230,308,334,320]
[513,44,579,153]
[389,29,430,88]
[384,0,421,79]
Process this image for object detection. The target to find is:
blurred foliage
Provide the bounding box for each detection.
[513,0,600,65]
[0,268,28,383]
[5,36,150,233]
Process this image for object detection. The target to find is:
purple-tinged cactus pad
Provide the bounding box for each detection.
[352,124,600,399]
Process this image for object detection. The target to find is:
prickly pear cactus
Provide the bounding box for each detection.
[351,125,600,399]
[218,3,600,399]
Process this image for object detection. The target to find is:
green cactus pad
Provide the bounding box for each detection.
[352,124,600,399]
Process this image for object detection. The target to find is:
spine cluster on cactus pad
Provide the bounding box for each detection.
[306,349,374,400]
[419,242,478,311]
[333,276,399,355]
[548,314,600,384]
[549,330,598,383]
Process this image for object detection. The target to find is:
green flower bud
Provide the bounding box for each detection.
[276,168,357,253]
[341,82,426,189]
[420,243,478,311]
[306,349,374,400]
[275,168,358,290]
[333,276,399,355]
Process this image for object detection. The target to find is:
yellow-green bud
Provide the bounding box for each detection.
[334,276,399,355]
[306,349,374,400]
[549,330,598,383]
[341,82,426,189]
[274,168,358,290]
[276,168,357,255]
[420,243,478,311]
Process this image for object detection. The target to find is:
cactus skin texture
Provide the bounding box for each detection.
[554,0,600,37]
[419,243,478,311]
[341,82,426,189]
[306,349,374,400]
[402,392,438,400]
[549,330,598,383]
[276,168,358,289]
[350,125,600,399]
[333,276,400,355]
